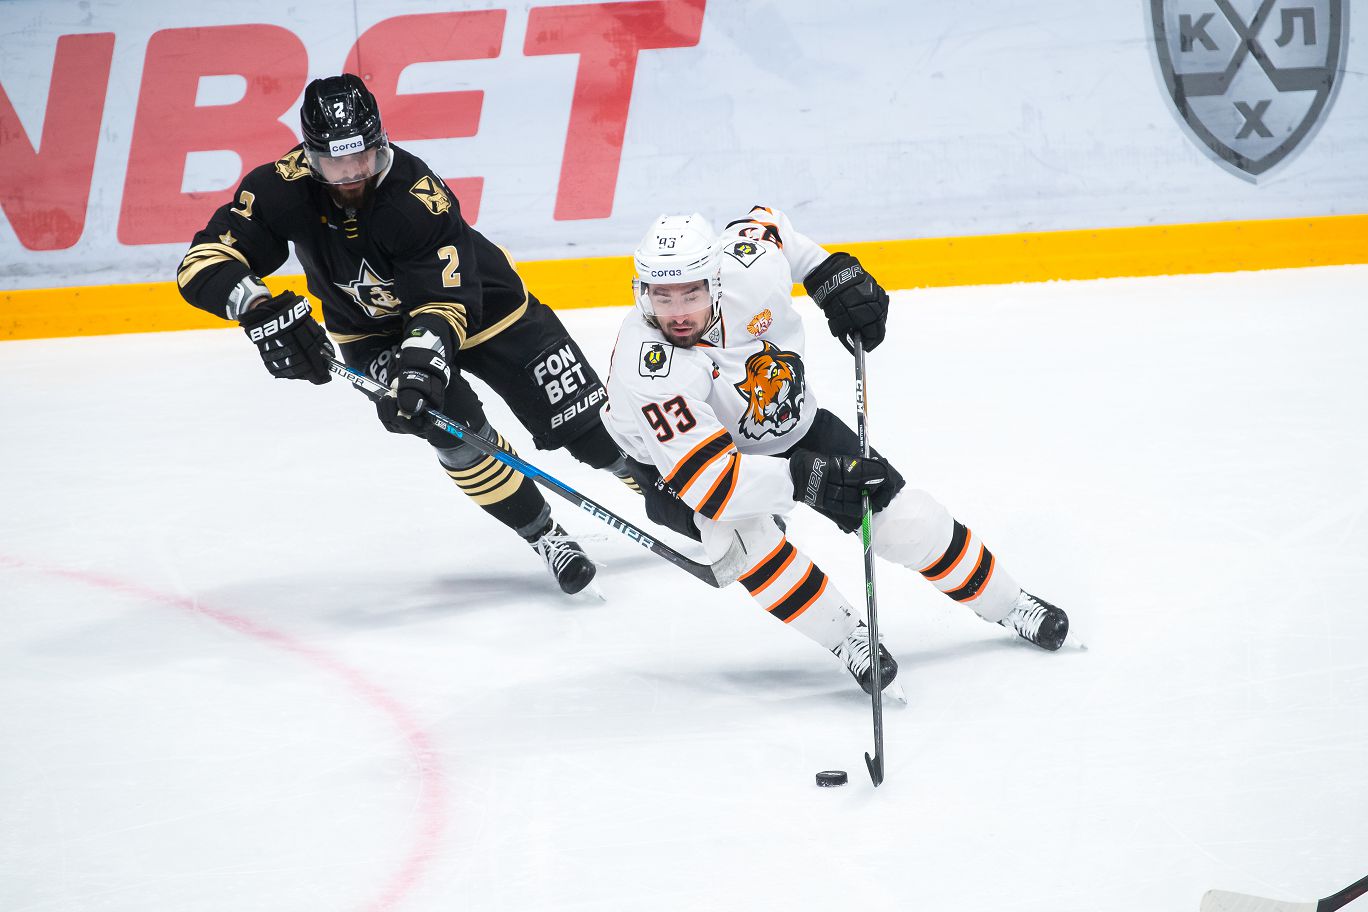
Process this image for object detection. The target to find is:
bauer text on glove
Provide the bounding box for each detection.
[788,450,896,519]
[375,327,451,436]
[802,252,889,353]
[238,291,334,385]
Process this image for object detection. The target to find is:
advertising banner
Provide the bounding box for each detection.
[1,0,1364,294]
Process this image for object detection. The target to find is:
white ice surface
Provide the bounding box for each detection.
[1,266,1366,912]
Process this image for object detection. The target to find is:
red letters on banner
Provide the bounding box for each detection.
[118,25,308,246]
[526,0,704,220]
[344,10,506,225]
[0,1,706,252]
[0,33,115,251]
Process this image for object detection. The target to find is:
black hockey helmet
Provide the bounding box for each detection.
[299,74,391,185]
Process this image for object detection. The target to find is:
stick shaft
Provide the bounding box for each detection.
[1200,874,1368,912]
[1323,873,1368,912]
[853,339,885,787]
[327,359,729,587]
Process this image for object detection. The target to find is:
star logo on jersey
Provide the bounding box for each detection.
[726,239,767,268]
[733,341,806,440]
[218,230,237,246]
[335,259,402,318]
[639,341,673,378]
[409,175,452,215]
[274,149,311,181]
[746,309,773,337]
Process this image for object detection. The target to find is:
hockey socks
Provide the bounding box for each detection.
[914,519,1020,621]
[872,488,1020,623]
[437,425,549,537]
[735,531,857,651]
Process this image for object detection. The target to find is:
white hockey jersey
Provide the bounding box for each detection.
[603,206,832,524]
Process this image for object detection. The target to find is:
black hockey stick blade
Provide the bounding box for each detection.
[864,750,883,787]
[1201,873,1368,912]
[327,359,743,588]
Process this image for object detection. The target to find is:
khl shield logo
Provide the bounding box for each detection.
[1150,0,1348,181]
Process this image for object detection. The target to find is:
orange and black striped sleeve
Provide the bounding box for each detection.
[665,428,736,499]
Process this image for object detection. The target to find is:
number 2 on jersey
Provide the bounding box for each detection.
[642,396,696,442]
[229,190,255,219]
[437,245,462,288]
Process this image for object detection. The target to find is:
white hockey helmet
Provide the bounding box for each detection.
[632,213,723,326]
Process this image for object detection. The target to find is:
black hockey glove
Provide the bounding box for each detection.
[789,450,894,522]
[624,457,701,541]
[375,328,451,437]
[802,252,889,353]
[238,292,334,384]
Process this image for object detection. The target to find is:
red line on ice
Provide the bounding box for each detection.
[0,554,446,912]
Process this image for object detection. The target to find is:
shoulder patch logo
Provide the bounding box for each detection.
[410,175,452,215]
[746,309,773,337]
[725,239,767,268]
[274,149,311,181]
[639,341,673,378]
[701,319,724,347]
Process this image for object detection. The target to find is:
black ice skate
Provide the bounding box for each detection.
[527,521,596,594]
[832,621,900,696]
[1000,590,1069,650]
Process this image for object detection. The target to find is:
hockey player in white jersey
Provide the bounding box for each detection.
[601,207,1068,695]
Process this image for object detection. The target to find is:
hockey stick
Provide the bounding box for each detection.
[1201,873,1368,912]
[852,337,885,787]
[326,359,747,588]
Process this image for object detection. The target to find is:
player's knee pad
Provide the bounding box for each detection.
[561,419,622,470]
[435,420,498,471]
[872,487,954,570]
[698,515,784,567]
[436,421,530,509]
[438,424,545,525]
[621,457,698,539]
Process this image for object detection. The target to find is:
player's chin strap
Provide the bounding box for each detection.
[326,358,747,588]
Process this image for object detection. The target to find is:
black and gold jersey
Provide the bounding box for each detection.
[177,144,527,351]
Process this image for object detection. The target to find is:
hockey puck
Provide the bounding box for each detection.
[815,770,848,787]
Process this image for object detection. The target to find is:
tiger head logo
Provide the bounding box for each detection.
[734,341,805,440]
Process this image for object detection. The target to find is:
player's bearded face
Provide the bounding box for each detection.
[315,149,381,208]
[649,281,712,347]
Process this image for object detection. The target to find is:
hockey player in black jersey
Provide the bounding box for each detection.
[177,74,636,594]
